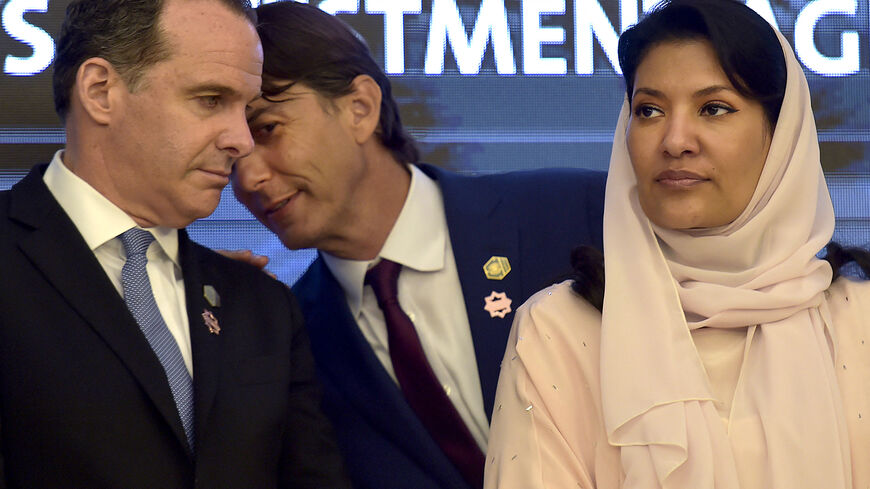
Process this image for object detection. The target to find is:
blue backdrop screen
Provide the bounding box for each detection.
[2,0,869,283]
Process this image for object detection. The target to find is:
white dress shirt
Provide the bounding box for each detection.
[43,151,193,375]
[323,165,489,450]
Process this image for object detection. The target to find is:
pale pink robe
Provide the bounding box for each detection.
[483,279,870,488]
[484,30,870,489]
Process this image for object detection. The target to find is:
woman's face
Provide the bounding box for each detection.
[626,39,772,230]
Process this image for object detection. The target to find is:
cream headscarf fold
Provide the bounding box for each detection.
[600,30,852,488]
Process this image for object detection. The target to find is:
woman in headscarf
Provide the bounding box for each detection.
[483,0,869,487]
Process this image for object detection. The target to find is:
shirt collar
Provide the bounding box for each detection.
[323,164,447,317]
[43,150,180,267]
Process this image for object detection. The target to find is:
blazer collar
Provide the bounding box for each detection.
[418,165,521,421]
[294,258,469,488]
[10,166,194,455]
[178,232,223,461]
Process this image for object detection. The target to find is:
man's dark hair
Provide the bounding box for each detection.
[255,2,420,164]
[53,0,256,121]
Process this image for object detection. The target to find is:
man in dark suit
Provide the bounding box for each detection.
[0,1,350,487]
[231,3,605,488]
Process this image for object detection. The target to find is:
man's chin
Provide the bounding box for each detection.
[170,199,222,227]
[276,231,314,251]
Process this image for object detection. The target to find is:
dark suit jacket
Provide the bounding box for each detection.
[0,166,350,489]
[293,164,607,489]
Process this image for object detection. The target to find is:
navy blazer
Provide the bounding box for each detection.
[0,166,350,489]
[293,165,606,489]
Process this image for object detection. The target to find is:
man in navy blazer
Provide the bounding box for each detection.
[0,1,349,487]
[232,3,605,488]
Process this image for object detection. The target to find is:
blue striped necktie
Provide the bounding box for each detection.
[119,228,195,452]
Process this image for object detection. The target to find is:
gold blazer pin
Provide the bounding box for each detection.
[483,256,511,280]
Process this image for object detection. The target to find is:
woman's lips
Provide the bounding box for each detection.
[655,169,709,188]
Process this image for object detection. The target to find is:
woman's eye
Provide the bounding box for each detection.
[634,105,663,119]
[701,103,736,117]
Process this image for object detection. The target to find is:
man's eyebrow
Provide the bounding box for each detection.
[185,84,238,96]
[246,105,271,124]
[246,94,305,123]
[247,91,264,105]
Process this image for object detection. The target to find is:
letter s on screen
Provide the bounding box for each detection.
[3,0,55,76]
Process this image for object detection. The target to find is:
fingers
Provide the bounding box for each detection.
[217,249,275,278]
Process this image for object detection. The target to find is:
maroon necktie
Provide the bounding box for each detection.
[365,259,485,488]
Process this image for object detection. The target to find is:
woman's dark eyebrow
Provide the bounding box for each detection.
[693,85,735,98]
[632,85,736,101]
[632,87,664,99]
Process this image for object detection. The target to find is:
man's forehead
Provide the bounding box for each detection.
[151,0,262,89]
[244,80,346,123]
[266,82,332,103]
[159,0,258,48]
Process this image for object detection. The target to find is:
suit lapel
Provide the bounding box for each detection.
[9,167,190,451]
[421,165,522,422]
[295,258,467,487]
[178,233,222,457]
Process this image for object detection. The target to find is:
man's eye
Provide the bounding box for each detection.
[200,96,220,108]
[252,123,278,139]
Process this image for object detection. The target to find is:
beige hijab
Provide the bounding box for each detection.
[600,31,852,487]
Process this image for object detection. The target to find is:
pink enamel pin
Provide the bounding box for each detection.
[202,309,221,335]
[484,291,513,318]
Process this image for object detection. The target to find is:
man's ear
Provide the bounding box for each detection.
[73,57,124,125]
[341,74,382,145]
